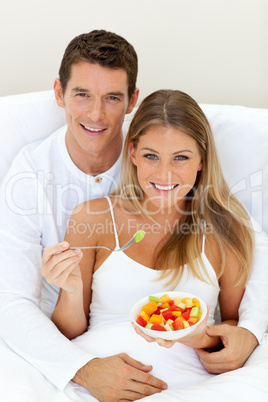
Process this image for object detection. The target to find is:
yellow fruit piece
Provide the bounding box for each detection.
[192,298,200,307]
[183,321,190,328]
[166,319,174,326]
[164,323,173,331]
[172,311,182,317]
[160,294,172,303]
[174,297,182,306]
[141,301,158,315]
[160,302,170,309]
[149,314,162,325]
[139,311,150,321]
[160,308,169,313]
[184,298,193,308]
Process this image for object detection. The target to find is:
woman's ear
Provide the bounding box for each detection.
[54,79,64,108]
[129,142,137,166]
[198,160,203,171]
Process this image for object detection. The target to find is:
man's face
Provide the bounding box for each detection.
[54,61,138,173]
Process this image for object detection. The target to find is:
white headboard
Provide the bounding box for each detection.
[1,90,268,234]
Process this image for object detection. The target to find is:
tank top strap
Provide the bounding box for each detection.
[105,196,120,250]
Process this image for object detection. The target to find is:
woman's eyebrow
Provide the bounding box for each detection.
[141,147,193,154]
[141,147,158,153]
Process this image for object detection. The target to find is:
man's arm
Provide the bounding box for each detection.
[0,158,94,389]
[196,222,268,372]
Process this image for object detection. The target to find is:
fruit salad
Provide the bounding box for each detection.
[136,294,202,331]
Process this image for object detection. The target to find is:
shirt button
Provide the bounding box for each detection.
[95,177,102,184]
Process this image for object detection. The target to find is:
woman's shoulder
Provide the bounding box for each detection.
[71,196,128,224]
[71,197,111,223]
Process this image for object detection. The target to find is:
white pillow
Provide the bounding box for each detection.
[201,104,268,234]
[0,90,66,183]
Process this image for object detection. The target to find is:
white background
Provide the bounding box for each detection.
[1,0,268,108]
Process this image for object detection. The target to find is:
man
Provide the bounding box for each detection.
[0,29,267,401]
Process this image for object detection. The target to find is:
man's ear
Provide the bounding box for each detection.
[126,88,139,114]
[54,78,64,108]
[129,142,137,166]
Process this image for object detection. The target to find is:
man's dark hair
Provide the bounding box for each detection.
[59,29,138,100]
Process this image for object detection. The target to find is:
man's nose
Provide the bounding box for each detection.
[87,100,104,122]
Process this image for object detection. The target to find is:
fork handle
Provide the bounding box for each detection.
[70,246,113,251]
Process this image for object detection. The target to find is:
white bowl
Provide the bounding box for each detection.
[130,291,207,340]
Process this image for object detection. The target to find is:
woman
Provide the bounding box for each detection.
[42,89,254,392]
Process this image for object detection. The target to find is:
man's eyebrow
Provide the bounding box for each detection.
[71,88,125,97]
[72,87,89,93]
[106,91,125,97]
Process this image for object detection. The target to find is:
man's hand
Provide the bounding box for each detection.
[73,353,168,401]
[195,324,258,373]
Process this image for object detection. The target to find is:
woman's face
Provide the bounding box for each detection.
[129,125,202,213]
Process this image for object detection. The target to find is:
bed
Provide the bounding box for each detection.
[0,90,268,401]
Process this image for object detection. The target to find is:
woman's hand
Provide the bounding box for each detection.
[42,242,83,292]
[132,306,217,349]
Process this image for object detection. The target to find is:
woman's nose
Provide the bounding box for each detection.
[156,163,173,183]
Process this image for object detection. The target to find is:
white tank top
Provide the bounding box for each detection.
[89,196,220,330]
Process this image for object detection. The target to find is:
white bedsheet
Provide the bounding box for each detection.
[1,331,267,402]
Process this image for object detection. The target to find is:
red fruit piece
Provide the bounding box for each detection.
[136,316,147,327]
[151,324,166,331]
[154,306,162,315]
[182,311,190,320]
[170,305,183,312]
[162,310,177,321]
[172,320,184,330]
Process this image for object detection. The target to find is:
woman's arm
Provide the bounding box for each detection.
[180,243,246,349]
[42,203,98,339]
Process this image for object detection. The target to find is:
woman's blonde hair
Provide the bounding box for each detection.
[114,89,254,288]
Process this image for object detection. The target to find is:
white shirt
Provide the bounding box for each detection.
[0,126,121,390]
[0,125,267,391]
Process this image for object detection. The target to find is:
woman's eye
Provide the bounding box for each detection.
[175,155,188,161]
[144,154,158,160]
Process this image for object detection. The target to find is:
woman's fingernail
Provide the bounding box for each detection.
[143,365,152,370]
[62,242,69,248]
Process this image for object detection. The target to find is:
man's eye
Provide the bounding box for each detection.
[77,93,88,97]
[108,96,120,101]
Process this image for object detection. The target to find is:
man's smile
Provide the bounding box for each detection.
[80,123,107,134]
